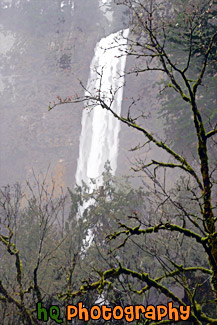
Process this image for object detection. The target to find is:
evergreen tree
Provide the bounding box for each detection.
[159,0,217,159]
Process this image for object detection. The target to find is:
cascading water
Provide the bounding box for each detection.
[75,30,129,304]
[98,0,113,23]
[75,29,129,196]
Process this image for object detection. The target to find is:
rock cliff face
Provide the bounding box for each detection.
[0,0,161,190]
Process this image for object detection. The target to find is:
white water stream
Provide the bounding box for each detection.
[75,29,129,193]
[98,0,113,22]
[75,30,129,304]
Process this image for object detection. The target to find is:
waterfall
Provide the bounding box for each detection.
[98,0,113,23]
[75,29,129,194]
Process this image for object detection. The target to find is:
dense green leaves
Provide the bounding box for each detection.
[158,0,217,158]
